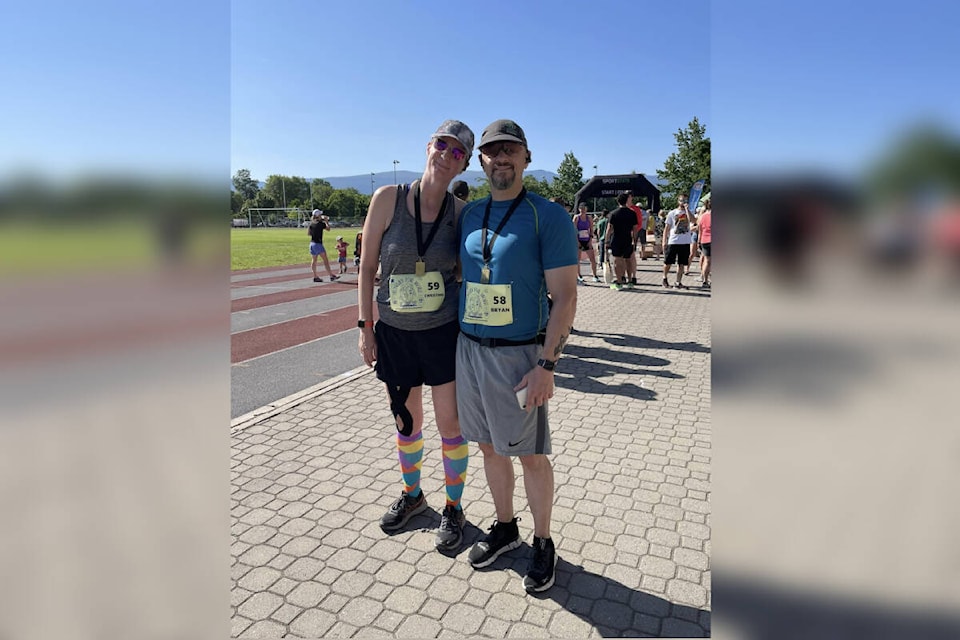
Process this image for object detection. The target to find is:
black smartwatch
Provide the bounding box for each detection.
[536,358,556,371]
[358,320,373,329]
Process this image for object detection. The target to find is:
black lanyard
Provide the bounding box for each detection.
[413,182,449,261]
[481,188,527,265]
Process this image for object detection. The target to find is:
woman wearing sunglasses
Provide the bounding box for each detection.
[357,119,475,553]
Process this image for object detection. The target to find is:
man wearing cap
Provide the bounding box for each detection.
[452,180,470,201]
[456,119,578,593]
[662,194,694,289]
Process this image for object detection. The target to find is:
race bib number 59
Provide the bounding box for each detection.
[388,272,445,313]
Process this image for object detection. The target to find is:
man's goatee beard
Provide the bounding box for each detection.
[490,168,515,191]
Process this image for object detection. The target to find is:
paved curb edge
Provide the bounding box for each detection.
[230,365,374,433]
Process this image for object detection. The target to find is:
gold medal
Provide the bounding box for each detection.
[415,260,426,277]
[480,266,491,284]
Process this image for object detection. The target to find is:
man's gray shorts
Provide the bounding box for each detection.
[456,334,551,456]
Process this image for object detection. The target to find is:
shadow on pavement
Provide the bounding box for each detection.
[612,285,711,297]
[554,370,657,401]
[573,330,711,355]
[564,342,673,368]
[474,549,710,637]
[717,574,960,640]
[555,333,708,400]
[382,508,488,559]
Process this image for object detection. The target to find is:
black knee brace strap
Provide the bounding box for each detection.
[388,385,414,436]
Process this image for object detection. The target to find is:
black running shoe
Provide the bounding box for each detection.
[468,518,522,568]
[379,491,427,531]
[435,505,466,552]
[329,274,339,281]
[523,536,557,593]
[662,278,670,289]
[313,277,322,282]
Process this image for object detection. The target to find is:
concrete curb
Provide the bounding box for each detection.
[230,364,374,434]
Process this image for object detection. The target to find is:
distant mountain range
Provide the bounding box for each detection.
[253,170,558,193]
[324,169,559,193]
[251,170,667,193]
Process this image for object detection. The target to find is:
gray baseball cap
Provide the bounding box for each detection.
[430,120,474,158]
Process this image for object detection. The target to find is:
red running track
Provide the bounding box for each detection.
[231,282,355,313]
[231,305,371,363]
[231,268,374,364]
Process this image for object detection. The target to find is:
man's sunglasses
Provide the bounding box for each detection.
[433,138,466,162]
[480,142,522,158]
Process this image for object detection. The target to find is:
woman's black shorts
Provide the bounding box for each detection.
[374,319,459,387]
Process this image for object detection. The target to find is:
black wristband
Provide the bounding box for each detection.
[537,358,556,371]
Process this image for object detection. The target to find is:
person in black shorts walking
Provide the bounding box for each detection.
[308,210,339,282]
[605,193,637,290]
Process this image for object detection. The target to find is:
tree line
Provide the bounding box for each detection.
[231,118,711,221]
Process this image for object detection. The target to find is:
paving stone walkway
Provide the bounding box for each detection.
[231,262,711,638]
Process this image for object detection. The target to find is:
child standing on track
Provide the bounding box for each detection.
[336,236,349,274]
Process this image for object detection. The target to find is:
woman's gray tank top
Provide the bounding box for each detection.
[376,182,459,330]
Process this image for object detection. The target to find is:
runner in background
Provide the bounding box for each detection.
[573,203,599,283]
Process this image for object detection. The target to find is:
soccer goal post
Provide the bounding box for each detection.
[245,207,311,228]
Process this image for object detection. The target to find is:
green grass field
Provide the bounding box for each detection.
[231,227,363,271]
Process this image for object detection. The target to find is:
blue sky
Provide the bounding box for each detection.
[231,0,711,181]
[2,1,956,183]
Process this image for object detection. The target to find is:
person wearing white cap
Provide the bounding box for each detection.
[308,210,339,282]
[357,119,475,553]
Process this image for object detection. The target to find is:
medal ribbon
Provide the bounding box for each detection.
[413,181,450,263]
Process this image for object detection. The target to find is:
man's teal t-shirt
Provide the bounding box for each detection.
[458,191,578,341]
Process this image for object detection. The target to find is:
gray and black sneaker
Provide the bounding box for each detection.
[379,491,427,531]
[468,517,522,568]
[435,505,466,552]
[523,536,557,593]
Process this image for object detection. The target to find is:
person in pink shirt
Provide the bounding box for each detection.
[336,236,349,274]
[573,203,599,283]
[696,197,712,288]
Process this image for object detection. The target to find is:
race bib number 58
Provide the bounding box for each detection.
[463,282,513,326]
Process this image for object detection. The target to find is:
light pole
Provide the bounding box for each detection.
[393,160,399,184]
[592,167,597,211]
[370,172,375,196]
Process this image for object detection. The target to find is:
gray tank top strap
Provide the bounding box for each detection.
[376,180,459,330]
